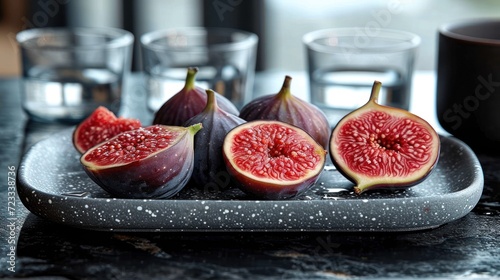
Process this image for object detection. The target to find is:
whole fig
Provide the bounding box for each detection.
[81,123,202,199]
[330,81,440,194]
[239,75,330,148]
[184,89,246,191]
[153,67,239,126]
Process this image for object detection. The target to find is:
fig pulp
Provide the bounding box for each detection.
[239,75,330,148]
[153,67,239,126]
[330,81,440,194]
[223,120,327,199]
[81,124,202,199]
[73,106,142,153]
[184,89,246,190]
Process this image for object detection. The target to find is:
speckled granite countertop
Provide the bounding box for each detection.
[1,73,499,279]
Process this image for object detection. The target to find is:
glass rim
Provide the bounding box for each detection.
[303,27,420,53]
[439,18,500,45]
[140,27,258,52]
[16,27,134,50]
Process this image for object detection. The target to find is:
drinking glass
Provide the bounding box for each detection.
[17,27,134,123]
[303,28,420,126]
[140,27,258,111]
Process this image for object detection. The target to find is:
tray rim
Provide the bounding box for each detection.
[17,129,484,232]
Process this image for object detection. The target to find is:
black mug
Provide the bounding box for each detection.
[437,19,500,154]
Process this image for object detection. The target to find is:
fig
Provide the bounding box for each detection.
[239,75,330,148]
[330,81,440,194]
[81,123,202,199]
[153,67,239,126]
[222,120,327,199]
[73,106,142,153]
[184,89,246,190]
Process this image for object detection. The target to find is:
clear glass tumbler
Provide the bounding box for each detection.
[303,28,420,126]
[140,27,258,112]
[17,27,134,123]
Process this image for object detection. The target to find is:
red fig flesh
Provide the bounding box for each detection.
[73,106,141,153]
[153,67,239,126]
[239,75,330,148]
[81,124,202,199]
[330,81,440,194]
[223,120,327,199]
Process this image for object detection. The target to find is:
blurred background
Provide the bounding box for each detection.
[1,0,500,77]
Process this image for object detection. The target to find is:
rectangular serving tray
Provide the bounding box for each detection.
[17,129,483,232]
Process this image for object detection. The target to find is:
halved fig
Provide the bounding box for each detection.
[153,67,239,126]
[239,75,330,148]
[330,81,440,194]
[223,120,327,199]
[73,106,142,153]
[81,124,202,199]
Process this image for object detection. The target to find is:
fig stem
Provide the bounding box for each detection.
[184,67,199,90]
[188,123,203,136]
[354,185,367,194]
[369,80,383,104]
[277,75,293,98]
[204,89,218,112]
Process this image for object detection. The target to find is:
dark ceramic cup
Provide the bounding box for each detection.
[436,19,500,154]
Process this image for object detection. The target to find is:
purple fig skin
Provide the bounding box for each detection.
[239,75,331,149]
[184,89,246,191]
[153,67,239,126]
[81,124,202,199]
[224,161,322,200]
[222,120,327,200]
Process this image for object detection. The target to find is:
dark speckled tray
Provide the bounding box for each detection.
[17,129,483,232]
